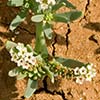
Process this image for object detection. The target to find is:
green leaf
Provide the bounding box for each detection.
[8,67,19,77]
[10,9,27,31]
[35,22,48,58]
[69,11,82,21]
[29,0,41,14]
[43,23,53,39]
[26,44,33,52]
[43,66,54,83]
[55,57,85,68]
[17,73,27,80]
[5,40,17,51]
[52,0,76,11]
[7,0,24,7]
[53,11,82,23]
[26,44,37,55]
[31,14,44,23]
[61,0,76,9]
[36,55,43,62]
[53,13,70,23]
[52,2,66,11]
[24,79,38,98]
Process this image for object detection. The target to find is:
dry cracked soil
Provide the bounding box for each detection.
[0,0,100,100]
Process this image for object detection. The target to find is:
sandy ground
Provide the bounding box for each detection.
[0,0,100,100]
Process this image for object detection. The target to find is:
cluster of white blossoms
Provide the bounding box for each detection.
[10,43,36,69]
[73,64,96,84]
[36,0,56,10]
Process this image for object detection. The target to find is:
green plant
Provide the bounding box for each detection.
[5,0,96,98]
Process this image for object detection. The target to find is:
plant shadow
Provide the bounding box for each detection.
[47,33,66,46]
[94,47,100,54]
[84,22,100,32]
[0,40,19,100]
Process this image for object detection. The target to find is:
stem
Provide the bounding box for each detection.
[34,22,48,58]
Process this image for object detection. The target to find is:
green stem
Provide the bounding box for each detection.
[34,22,48,58]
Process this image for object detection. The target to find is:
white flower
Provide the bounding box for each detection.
[92,69,96,77]
[17,47,27,57]
[76,76,85,84]
[36,0,41,3]
[16,43,24,51]
[40,3,48,10]
[84,63,96,82]
[74,67,80,75]
[9,42,37,69]
[10,48,14,56]
[35,0,56,10]
[25,52,33,61]
[86,63,96,78]
[89,68,96,78]
[24,52,36,65]
[85,72,92,81]
[16,59,24,67]
[29,56,36,66]
[11,53,19,62]
[16,58,32,69]
[79,66,87,75]
[22,61,30,69]
[48,0,56,5]
[87,63,93,70]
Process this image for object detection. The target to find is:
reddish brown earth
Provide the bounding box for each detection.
[0,0,100,100]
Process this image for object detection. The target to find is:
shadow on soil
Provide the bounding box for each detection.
[94,47,100,54]
[0,41,18,100]
[84,22,100,32]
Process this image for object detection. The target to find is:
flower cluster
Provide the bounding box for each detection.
[73,64,96,84]
[10,43,36,69]
[49,59,68,77]
[9,42,97,84]
[36,0,56,10]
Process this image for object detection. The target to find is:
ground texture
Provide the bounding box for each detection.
[0,0,100,100]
